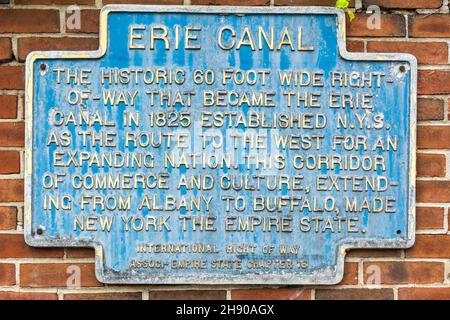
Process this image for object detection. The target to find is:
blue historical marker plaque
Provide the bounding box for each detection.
[25,6,416,284]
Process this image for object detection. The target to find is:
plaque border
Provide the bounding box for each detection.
[24,5,417,285]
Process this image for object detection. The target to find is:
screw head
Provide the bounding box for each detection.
[36,226,45,235]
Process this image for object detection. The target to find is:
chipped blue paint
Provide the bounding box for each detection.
[25,6,416,284]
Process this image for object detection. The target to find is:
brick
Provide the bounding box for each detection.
[347,40,364,52]
[0,66,25,90]
[341,262,358,285]
[417,153,446,177]
[0,292,57,300]
[362,0,443,9]
[448,213,450,234]
[347,249,402,258]
[148,290,226,300]
[66,10,99,34]
[64,292,142,300]
[363,261,444,284]
[410,15,450,38]
[0,151,20,174]
[399,287,450,300]
[20,98,25,120]
[0,95,18,119]
[103,0,181,3]
[18,37,99,62]
[20,263,102,288]
[417,181,450,203]
[231,288,311,300]
[16,0,93,3]
[191,0,268,4]
[417,98,444,121]
[0,234,63,258]
[0,122,24,147]
[0,263,15,286]
[347,14,406,37]
[66,248,95,258]
[416,207,444,230]
[406,235,450,258]
[0,207,17,230]
[275,0,355,5]
[417,125,450,149]
[418,71,450,94]
[367,41,448,64]
[0,38,12,62]
[316,288,394,300]
[0,179,23,202]
[0,10,59,33]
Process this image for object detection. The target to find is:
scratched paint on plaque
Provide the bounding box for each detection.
[25,6,416,284]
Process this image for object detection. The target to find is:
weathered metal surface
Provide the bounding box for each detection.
[25,5,416,284]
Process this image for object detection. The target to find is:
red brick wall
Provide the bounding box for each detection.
[0,0,449,300]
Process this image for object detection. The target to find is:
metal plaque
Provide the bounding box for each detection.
[25,5,416,284]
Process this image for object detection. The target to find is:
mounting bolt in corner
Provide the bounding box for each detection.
[39,63,48,76]
[392,64,408,80]
[36,225,45,235]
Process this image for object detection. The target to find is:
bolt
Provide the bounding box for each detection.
[36,226,45,235]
